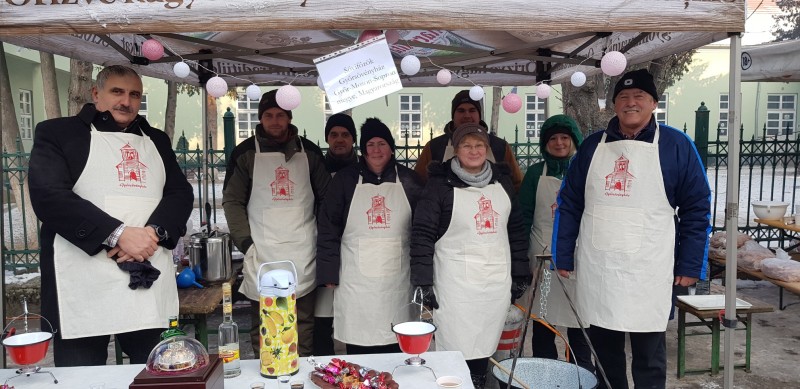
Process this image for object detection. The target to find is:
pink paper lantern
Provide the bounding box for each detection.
[536,84,551,99]
[601,51,627,76]
[141,39,164,61]
[205,76,228,98]
[502,93,522,114]
[436,69,452,85]
[385,30,400,45]
[276,85,302,110]
[357,30,383,43]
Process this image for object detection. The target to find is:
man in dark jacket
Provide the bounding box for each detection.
[29,65,193,366]
[223,89,330,357]
[413,89,523,191]
[323,112,359,174]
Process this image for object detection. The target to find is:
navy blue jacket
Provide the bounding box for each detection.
[552,116,711,280]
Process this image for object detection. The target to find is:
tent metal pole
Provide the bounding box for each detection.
[202,88,209,228]
[723,32,742,389]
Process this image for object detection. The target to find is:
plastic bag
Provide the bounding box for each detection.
[709,232,753,258]
[761,257,800,282]
[737,240,774,271]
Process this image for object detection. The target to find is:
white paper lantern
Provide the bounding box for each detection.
[469,85,484,101]
[316,76,325,90]
[246,84,262,101]
[173,62,191,78]
[536,84,551,99]
[205,76,228,98]
[601,51,627,76]
[276,85,302,110]
[141,39,164,61]
[502,93,522,114]
[400,55,421,76]
[385,30,400,45]
[436,69,452,85]
[570,71,587,87]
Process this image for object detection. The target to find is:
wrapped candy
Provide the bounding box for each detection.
[308,357,399,389]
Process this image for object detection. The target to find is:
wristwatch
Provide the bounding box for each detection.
[147,224,168,242]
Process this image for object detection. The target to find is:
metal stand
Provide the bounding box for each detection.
[392,360,437,380]
[4,365,59,385]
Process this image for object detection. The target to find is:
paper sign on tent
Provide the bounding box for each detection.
[314,35,403,114]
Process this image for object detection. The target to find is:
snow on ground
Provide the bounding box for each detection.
[4,270,39,285]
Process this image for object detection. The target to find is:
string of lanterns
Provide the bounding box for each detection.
[138,31,628,114]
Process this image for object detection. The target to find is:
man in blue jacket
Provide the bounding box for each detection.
[552,69,711,389]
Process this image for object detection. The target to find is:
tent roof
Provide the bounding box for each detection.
[741,39,800,82]
[0,0,745,87]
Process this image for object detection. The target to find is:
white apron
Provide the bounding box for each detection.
[53,125,178,339]
[240,140,317,301]
[433,183,511,359]
[576,125,675,332]
[529,166,585,328]
[334,168,413,345]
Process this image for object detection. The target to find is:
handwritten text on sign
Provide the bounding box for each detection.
[315,36,402,114]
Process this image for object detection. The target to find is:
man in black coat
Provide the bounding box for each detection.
[29,65,193,366]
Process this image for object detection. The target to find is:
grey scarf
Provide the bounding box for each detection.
[451,158,492,188]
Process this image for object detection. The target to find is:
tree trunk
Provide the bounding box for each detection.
[0,43,39,249]
[39,52,61,119]
[206,92,218,148]
[490,86,501,135]
[164,80,178,143]
[68,59,93,116]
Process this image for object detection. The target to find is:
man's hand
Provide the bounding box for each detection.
[107,246,134,263]
[419,285,439,310]
[557,269,571,278]
[674,276,699,287]
[116,226,158,262]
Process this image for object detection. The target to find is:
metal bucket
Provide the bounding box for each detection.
[189,232,232,283]
[492,357,598,389]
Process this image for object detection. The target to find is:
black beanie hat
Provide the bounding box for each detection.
[451,90,482,120]
[258,89,293,120]
[325,113,357,144]
[359,117,395,155]
[612,69,659,103]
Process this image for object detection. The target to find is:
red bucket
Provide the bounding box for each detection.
[496,305,524,352]
[392,321,435,355]
[2,332,53,365]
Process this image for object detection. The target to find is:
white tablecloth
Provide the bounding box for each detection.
[0,351,473,389]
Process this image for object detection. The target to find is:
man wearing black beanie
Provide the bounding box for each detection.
[552,68,711,389]
[413,89,523,191]
[323,113,359,175]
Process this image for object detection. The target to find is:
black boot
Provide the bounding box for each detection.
[470,373,486,389]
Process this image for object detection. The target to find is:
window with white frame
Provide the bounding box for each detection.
[399,94,422,139]
[524,95,546,138]
[323,94,333,125]
[138,94,148,120]
[237,93,260,139]
[766,94,796,137]
[718,94,728,137]
[655,93,668,124]
[18,89,33,140]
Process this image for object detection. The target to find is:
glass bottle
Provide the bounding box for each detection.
[218,282,241,377]
[160,315,186,340]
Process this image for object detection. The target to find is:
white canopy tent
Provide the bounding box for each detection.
[741,39,800,82]
[0,1,747,386]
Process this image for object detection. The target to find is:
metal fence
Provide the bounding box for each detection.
[3,109,798,270]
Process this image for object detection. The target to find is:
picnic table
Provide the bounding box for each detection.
[754,218,800,252]
[709,253,800,310]
[676,284,774,378]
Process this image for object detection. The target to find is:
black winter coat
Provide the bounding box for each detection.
[316,158,424,285]
[410,159,529,286]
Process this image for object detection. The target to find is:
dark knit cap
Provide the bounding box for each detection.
[541,114,580,143]
[451,122,489,148]
[359,117,395,154]
[451,90,482,120]
[612,69,659,103]
[325,113,357,144]
[258,89,292,120]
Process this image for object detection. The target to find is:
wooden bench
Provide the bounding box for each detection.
[676,284,774,378]
[709,253,800,310]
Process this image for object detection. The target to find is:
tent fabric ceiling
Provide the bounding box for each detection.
[0,0,745,87]
[741,39,800,82]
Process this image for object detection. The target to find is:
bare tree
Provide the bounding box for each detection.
[68,59,93,116]
[164,80,178,142]
[40,52,62,119]
[0,43,39,249]
[773,0,800,41]
[562,51,694,135]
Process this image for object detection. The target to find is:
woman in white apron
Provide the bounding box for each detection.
[517,114,592,370]
[410,123,530,389]
[316,118,423,354]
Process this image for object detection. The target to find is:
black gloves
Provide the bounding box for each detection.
[419,285,439,310]
[510,276,531,303]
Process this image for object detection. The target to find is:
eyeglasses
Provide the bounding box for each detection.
[459,143,487,152]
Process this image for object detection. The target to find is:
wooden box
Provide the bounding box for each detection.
[129,354,223,389]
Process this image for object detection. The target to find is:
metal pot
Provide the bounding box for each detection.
[189,231,232,283]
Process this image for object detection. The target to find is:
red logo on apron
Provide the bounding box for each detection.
[270,165,295,201]
[116,143,148,188]
[474,195,499,235]
[604,154,635,197]
[366,194,391,230]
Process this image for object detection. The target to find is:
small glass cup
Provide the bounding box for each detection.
[278,375,291,389]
